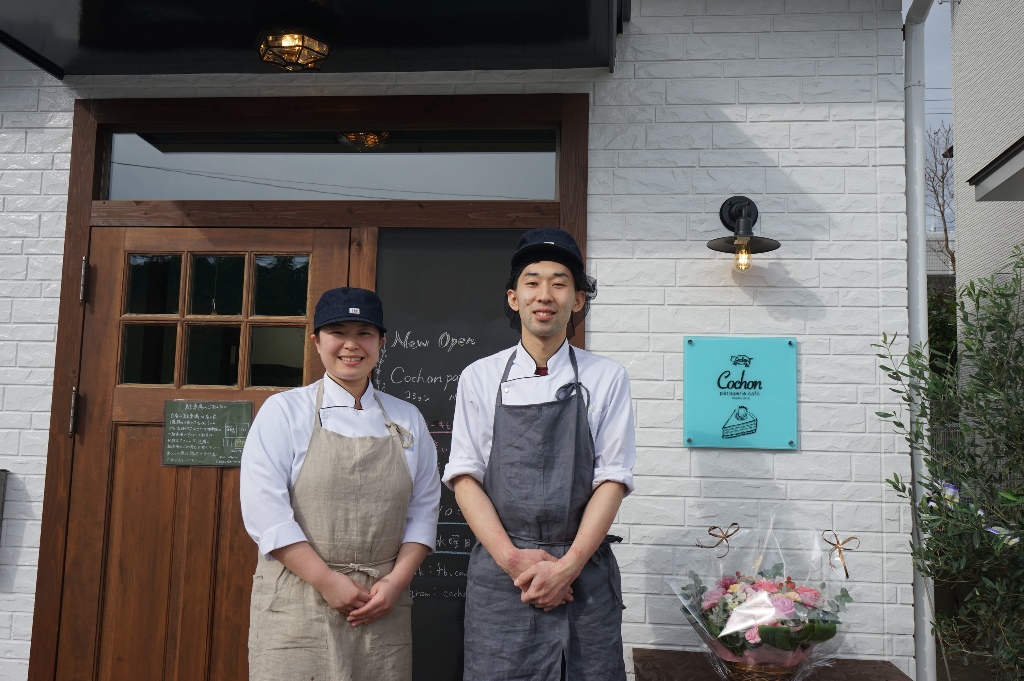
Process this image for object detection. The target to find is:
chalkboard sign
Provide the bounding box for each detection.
[162,400,253,466]
[376,227,526,681]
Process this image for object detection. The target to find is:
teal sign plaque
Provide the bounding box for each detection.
[163,400,253,466]
[683,337,797,450]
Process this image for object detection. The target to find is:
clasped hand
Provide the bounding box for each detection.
[317,571,403,627]
[505,548,575,612]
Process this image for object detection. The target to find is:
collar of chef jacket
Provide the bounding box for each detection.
[508,339,571,379]
[319,375,377,411]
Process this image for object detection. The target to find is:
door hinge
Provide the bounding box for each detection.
[78,256,88,305]
[68,387,78,437]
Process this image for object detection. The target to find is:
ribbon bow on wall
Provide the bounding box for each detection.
[822,530,860,579]
[697,523,740,558]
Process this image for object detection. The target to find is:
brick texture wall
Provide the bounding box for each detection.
[0,0,915,677]
[0,46,71,681]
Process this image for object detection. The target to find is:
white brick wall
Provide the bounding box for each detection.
[0,0,915,677]
[0,45,70,681]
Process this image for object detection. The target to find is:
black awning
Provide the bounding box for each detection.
[1,0,630,79]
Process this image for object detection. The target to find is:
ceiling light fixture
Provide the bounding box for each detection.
[259,32,330,72]
[338,132,391,151]
[706,196,780,272]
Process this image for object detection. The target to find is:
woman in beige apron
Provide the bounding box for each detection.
[241,287,441,681]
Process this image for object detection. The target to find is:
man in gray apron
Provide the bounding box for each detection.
[444,228,637,680]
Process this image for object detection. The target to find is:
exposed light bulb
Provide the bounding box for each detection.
[734,245,752,271]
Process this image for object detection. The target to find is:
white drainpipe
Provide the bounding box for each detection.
[904,1,937,680]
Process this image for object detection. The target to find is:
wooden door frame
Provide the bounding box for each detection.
[30,93,589,681]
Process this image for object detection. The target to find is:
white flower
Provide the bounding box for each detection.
[986,526,1020,546]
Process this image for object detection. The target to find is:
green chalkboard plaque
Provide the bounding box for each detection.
[163,400,253,467]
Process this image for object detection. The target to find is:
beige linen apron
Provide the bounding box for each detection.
[249,382,415,681]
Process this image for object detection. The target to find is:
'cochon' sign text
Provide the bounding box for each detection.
[683,337,798,450]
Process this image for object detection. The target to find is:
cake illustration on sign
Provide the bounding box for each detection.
[722,405,757,439]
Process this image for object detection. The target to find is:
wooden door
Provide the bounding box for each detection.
[54,226,349,681]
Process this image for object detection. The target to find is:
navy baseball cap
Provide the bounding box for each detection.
[511,228,584,271]
[313,287,387,334]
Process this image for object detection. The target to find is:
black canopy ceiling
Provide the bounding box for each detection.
[0,0,629,79]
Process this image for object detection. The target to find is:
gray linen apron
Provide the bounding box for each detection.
[463,347,626,681]
[249,383,415,681]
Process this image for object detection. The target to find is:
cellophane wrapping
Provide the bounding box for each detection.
[669,512,856,681]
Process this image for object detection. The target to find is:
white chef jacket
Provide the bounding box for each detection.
[443,340,636,494]
[240,377,441,560]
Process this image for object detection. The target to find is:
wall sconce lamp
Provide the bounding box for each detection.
[259,32,330,72]
[706,196,780,272]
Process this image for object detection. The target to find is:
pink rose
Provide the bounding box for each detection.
[795,586,820,608]
[754,580,779,594]
[771,595,796,620]
[745,627,761,645]
[718,576,738,589]
[702,587,726,611]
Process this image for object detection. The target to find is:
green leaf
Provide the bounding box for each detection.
[793,621,837,643]
[758,625,796,652]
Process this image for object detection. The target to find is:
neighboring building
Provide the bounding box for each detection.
[926,225,955,288]
[951,0,1024,284]
[0,1,917,679]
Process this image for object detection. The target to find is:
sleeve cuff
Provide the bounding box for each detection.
[594,469,635,496]
[257,521,308,560]
[441,461,486,490]
[403,520,439,552]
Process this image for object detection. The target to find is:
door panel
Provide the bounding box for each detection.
[208,470,251,681]
[56,226,350,681]
[97,425,176,681]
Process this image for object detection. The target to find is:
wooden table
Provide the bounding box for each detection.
[633,649,913,681]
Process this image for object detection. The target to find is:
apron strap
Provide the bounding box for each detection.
[374,394,414,448]
[494,350,518,408]
[315,382,413,447]
[312,380,326,430]
[506,532,623,549]
[327,554,399,579]
[495,345,588,407]
[555,346,590,410]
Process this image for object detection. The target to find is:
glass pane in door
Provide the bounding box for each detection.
[249,326,306,387]
[253,255,309,316]
[126,255,181,314]
[121,325,177,384]
[190,255,245,316]
[185,325,241,385]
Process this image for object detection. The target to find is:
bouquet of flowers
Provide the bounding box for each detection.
[670,517,856,681]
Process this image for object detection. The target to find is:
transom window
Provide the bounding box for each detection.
[107,130,557,201]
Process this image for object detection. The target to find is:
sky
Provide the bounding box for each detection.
[904,0,953,127]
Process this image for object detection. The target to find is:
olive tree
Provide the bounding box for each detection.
[875,251,1024,677]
